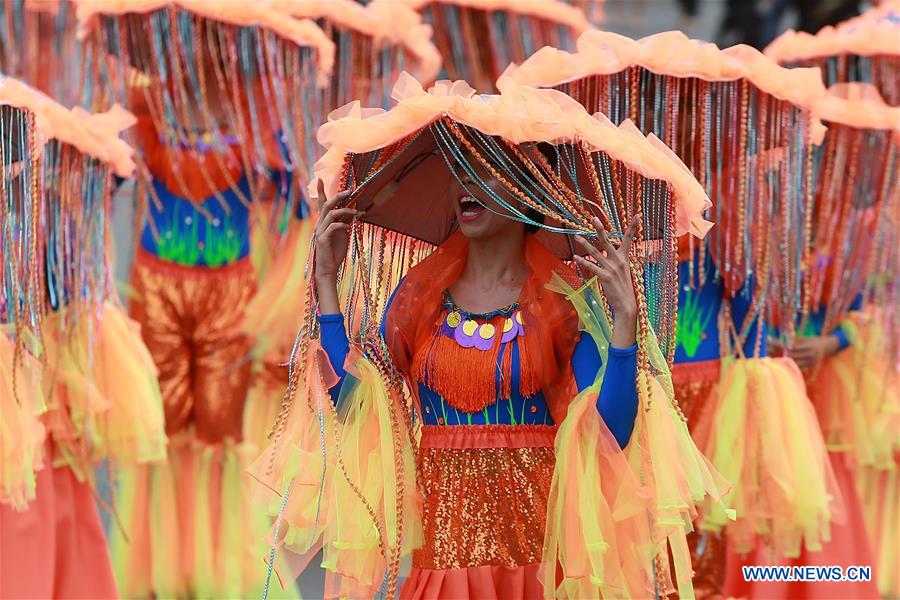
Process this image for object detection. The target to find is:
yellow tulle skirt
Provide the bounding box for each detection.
[808,316,899,470]
[112,434,300,600]
[0,333,47,510]
[41,302,166,474]
[692,356,839,559]
[856,456,899,598]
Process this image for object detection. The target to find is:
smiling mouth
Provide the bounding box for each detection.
[458,195,486,223]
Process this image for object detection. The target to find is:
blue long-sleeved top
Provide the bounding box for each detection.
[794,295,863,352]
[318,288,639,449]
[674,249,765,363]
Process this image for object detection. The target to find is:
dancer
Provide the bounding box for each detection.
[251,74,725,599]
[767,16,900,595]
[0,76,164,599]
[502,30,839,598]
[77,2,334,596]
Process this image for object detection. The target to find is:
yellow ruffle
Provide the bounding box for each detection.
[856,460,899,597]
[0,332,47,510]
[112,434,300,599]
[244,219,314,362]
[697,357,837,558]
[42,302,166,471]
[546,275,731,599]
[250,341,421,598]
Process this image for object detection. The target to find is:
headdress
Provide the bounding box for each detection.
[765,5,900,105]
[0,0,84,105]
[373,0,592,92]
[502,29,829,350]
[76,0,336,223]
[270,0,442,109]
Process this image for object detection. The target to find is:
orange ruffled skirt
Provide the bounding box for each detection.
[400,425,555,599]
[0,440,118,599]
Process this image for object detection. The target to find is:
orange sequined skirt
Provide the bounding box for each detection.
[401,424,556,600]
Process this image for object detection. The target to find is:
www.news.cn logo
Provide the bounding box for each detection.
[742,565,872,582]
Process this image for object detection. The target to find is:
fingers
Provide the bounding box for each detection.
[572,254,603,278]
[316,207,359,236]
[573,235,606,264]
[591,217,616,256]
[316,178,325,211]
[316,178,353,215]
[321,221,350,239]
[621,214,640,258]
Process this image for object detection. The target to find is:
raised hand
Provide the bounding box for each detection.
[573,215,640,348]
[313,179,359,314]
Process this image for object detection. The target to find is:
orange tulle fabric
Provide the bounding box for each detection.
[501,29,828,143]
[270,0,442,85]
[764,11,900,64]
[814,83,900,135]
[0,443,118,599]
[313,72,712,239]
[0,333,47,511]
[75,0,336,84]
[0,76,135,176]
[691,357,842,559]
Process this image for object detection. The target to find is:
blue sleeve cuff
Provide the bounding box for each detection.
[833,326,851,352]
[607,343,638,357]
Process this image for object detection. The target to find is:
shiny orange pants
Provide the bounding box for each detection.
[129,251,256,444]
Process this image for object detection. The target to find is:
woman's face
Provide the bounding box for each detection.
[449,153,526,241]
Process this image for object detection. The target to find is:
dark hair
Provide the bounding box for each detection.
[524,206,545,234]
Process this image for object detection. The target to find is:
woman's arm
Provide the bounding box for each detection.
[572,333,639,449]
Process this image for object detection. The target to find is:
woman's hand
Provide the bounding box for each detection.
[789,335,840,371]
[573,215,640,348]
[313,179,358,314]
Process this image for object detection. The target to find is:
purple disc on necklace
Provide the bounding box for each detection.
[454,320,478,349]
[500,319,519,344]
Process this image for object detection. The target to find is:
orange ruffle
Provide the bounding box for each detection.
[400,563,543,599]
[271,0,442,85]
[765,10,900,64]
[75,0,336,85]
[501,29,828,143]
[397,0,592,36]
[814,83,900,136]
[0,76,136,177]
[313,72,712,239]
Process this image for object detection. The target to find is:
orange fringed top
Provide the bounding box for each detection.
[385,231,583,422]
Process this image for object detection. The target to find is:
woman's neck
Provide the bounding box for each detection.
[450,231,530,313]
